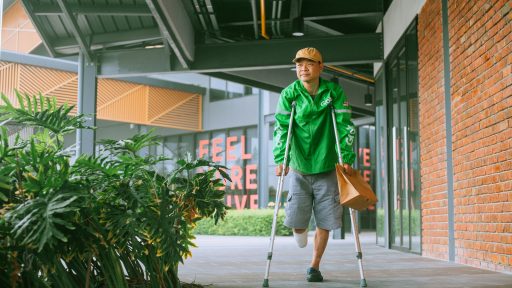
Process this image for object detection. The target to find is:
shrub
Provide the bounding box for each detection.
[194,208,292,236]
[0,92,230,288]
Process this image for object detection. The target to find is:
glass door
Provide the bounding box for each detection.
[386,20,421,253]
[406,26,421,253]
[388,52,406,249]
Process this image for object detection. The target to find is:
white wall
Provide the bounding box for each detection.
[150,73,210,87]
[374,0,426,75]
[383,0,426,58]
[203,94,259,130]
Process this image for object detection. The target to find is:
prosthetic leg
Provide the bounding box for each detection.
[262,101,296,288]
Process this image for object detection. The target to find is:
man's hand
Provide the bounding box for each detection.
[343,164,354,176]
[276,164,289,176]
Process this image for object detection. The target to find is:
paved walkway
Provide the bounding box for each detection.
[178,233,512,288]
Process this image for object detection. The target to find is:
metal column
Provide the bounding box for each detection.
[258,90,269,208]
[76,52,97,157]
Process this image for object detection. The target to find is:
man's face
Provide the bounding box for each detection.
[295,59,323,83]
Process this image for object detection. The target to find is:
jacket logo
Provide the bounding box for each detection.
[320,97,332,107]
[346,127,355,145]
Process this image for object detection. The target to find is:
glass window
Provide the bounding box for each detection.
[153,126,261,210]
[375,69,388,247]
[225,129,244,208]
[196,132,211,161]
[209,77,260,102]
[210,131,225,166]
[245,86,260,96]
[245,127,259,209]
[358,125,376,230]
[383,19,420,253]
[178,134,194,160]
[163,137,178,174]
[210,77,227,101]
[227,81,244,99]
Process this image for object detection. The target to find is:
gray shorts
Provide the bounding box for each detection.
[284,169,342,231]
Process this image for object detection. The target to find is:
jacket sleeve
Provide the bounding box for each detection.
[332,85,356,165]
[272,90,293,165]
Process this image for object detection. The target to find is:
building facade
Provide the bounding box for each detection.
[1,0,511,273]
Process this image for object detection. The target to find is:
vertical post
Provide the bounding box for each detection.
[138,125,149,157]
[76,52,97,157]
[258,90,269,208]
[442,0,455,262]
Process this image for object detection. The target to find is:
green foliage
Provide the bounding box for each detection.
[0,92,230,287]
[376,208,421,237]
[194,209,292,236]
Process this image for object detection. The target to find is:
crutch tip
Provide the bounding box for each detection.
[262,279,269,287]
[360,278,367,287]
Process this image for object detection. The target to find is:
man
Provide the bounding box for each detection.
[273,47,356,282]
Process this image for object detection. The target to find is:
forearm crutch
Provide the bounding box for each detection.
[262,101,296,288]
[330,105,368,288]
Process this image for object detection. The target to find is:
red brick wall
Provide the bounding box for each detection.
[418,0,512,272]
[418,0,450,261]
[449,0,512,272]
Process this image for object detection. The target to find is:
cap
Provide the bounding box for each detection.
[292,47,323,63]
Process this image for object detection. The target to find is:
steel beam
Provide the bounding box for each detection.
[302,0,383,17]
[99,48,171,77]
[304,20,343,35]
[20,0,57,57]
[0,50,76,72]
[146,0,195,68]
[304,12,383,21]
[32,4,152,16]
[191,33,383,71]
[99,33,383,77]
[53,28,162,53]
[56,0,93,61]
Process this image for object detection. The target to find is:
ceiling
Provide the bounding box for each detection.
[19,0,390,91]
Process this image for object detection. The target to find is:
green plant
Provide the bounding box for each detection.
[376,208,421,237]
[194,209,292,236]
[0,91,230,287]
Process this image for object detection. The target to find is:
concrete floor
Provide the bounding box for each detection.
[178,233,512,288]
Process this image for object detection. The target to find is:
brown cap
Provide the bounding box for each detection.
[292,47,323,63]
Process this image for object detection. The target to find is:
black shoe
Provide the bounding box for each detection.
[306,267,324,282]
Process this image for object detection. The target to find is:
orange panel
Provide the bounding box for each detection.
[97,79,141,108]
[50,77,79,115]
[151,94,202,131]
[1,61,202,131]
[147,86,195,121]
[1,1,41,53]
[2,2,30,29]
[98,85,147,123]
[0,62,19,103]
[18,65,76,97]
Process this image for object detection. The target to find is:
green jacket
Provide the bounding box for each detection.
[273,78,356,174]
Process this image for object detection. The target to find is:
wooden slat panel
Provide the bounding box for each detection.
[19,65,75,97]
[1,1,42,53]
[151,94,201,130]
[1,61,201,131]
[147,86,195,120]
[98,85,147,123]
[0,62,19,102]
[50,77,79,114]
[97,79,141,108]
